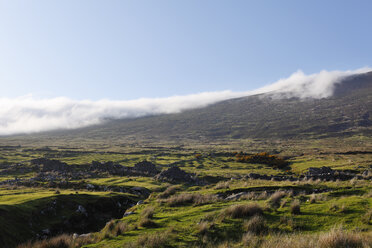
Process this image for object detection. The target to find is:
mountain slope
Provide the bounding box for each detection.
[57,71,371,141]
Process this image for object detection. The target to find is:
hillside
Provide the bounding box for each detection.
[58,71,372,141]
[3,71,371,147]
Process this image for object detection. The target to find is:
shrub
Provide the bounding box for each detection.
[318,228,364,248]
[221,203,263,219]
[269,191,286,208]
[290,200,301,215]
[243,215,267,234]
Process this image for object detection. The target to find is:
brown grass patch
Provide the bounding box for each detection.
[221,203,263,219]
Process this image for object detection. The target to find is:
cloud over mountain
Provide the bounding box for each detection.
[0,67,369,135]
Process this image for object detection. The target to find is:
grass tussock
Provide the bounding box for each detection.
[243,215,267,234]
[157,185,180,199]
[268,191,286,208]
[141,206,155,219]
[290,199,301,215]
[166,193,218,207]
[309,193,316,204]
[214,181,230,190]
[196,221,211,236]
[17,234,97,248]
[240,228,372,248]
[318,227,368,248]
[221,203,263,219]
[123,229,173,248]
[362,208,372,225]
[139,206,156,227]
[139,217,157,228]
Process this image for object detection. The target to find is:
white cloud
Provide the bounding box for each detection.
[0,67,369,135]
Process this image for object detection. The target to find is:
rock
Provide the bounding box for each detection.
[31,158,70,172]
[76,205,87,216]
[79,233,91,238]
[123,211,135,217]
[307,166,334,176]
[225,192,246,201]
[132,161,159,175]
[155,166,197,183]
[86,184,95,190]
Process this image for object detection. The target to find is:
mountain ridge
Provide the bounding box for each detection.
[5,71,372,144]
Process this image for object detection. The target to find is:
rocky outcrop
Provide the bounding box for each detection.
[132,161,159,176]
[90,161,125,175]
[155,166,197,183]
[31,158,71,172]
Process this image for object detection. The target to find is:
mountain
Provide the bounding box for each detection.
[48,71,370,142]
[6,71,372,145]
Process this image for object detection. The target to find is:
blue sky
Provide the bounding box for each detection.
[0,0,371,100]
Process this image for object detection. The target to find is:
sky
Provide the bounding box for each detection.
[0,0,371,100]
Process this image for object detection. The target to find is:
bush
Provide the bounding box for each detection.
[222,203,263,219]
[243,215,267,234]
[290,200,301,215]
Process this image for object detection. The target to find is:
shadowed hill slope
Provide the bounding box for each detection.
[6,71,372,144]
[73,71,372,140]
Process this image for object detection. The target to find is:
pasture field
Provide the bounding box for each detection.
[0,138,371,247]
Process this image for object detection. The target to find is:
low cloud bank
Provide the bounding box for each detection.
[0,68,369,135]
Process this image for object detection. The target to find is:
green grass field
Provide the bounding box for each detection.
[0,139,371,247]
